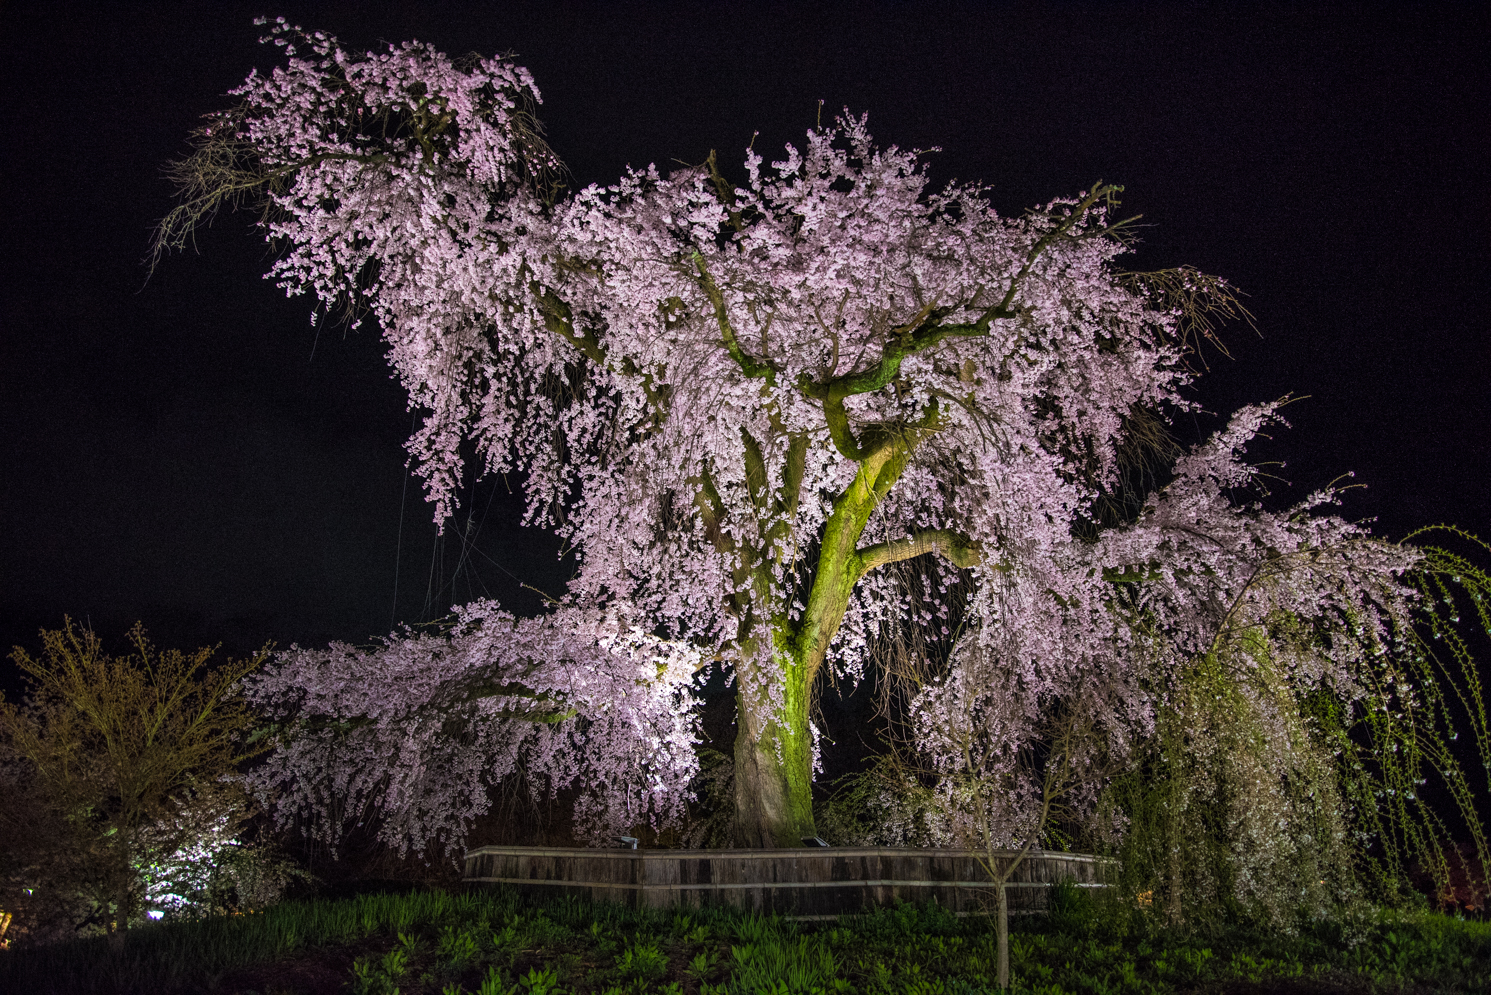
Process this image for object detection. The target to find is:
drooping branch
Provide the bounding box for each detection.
[1117,265,1254,368]
[264,698,577,742]
[150,134,392,273]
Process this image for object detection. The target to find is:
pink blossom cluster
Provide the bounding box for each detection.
[549,120,1185,657]
[909,405,1420,847]
[222,25,1181,627]
[242,601,704,854]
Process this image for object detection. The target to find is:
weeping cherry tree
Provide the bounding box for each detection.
[160,21,1356,851]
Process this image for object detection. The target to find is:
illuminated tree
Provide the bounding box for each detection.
[164,22,1475,864]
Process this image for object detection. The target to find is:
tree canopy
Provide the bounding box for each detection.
[162,19,1488,901]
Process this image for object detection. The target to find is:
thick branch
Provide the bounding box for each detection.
[824,394,946,464]
[787,442,912,679]
[692,251,778,382]
[691,467,730,554]
[765,432,809,542]
[821,394,877,460]
[803,309,1002,403]
[855,529,983,575]
[798,182,1125,416]
[531,282,606,365]
[741,429,770,509]
[531,279,672,424]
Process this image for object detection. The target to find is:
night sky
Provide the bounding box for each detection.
[2,3,1487,690]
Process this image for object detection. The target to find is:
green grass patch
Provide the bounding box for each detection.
[2,884,1488,993]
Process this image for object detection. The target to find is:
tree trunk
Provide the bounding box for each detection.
[997,882,1010,990]
[722,430,913,847]
[1167,840,1183,923]
[732,647,816,847]
[108,872,131,952]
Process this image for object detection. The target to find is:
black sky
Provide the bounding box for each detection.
[2,2,1488,682]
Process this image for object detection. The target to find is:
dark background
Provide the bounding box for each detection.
[2,2,1487,724]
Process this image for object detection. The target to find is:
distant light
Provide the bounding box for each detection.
[611,835,639,849]
[147,910,165,921]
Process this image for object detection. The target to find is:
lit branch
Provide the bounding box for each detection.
[691,251,779,382]
[798,182,1125,408]
[855,528,984,574]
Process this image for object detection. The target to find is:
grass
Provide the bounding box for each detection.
[2,884,1489,994]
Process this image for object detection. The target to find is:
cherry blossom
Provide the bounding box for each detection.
[243,601,703,854]
[909,404,1420,839]
[167,23,1461,854]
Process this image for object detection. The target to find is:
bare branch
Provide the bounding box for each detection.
[1118,265,1256,369]
[149,120,278,273]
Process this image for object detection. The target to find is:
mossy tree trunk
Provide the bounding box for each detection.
[721,430,980,847]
